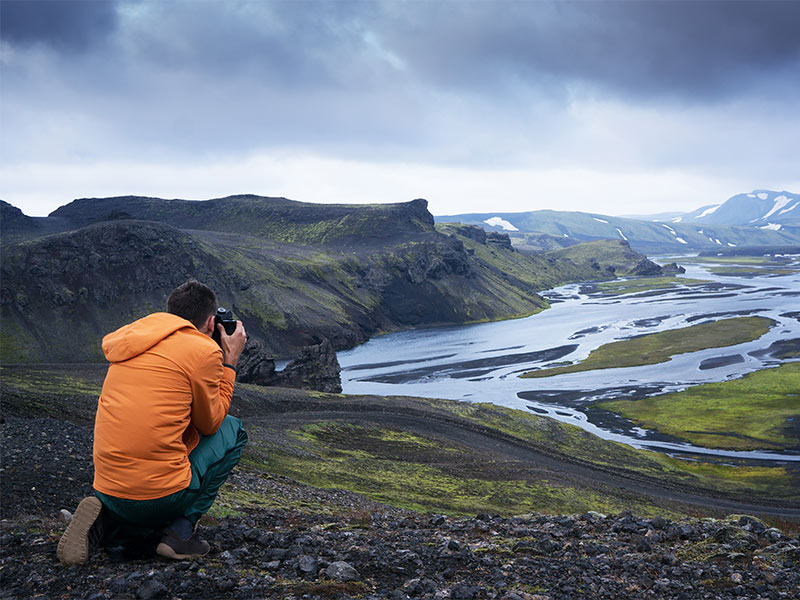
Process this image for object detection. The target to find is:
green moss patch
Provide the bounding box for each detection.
[521,316,775,378]
[598,363,800,451]
[246,421,661,517]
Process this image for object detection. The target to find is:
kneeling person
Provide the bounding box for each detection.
[58,280,248,564]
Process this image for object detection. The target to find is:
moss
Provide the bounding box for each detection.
[653,457,794,496]
[0,367,102,397]
[246,421,665,517]
[522,316,775,378]
[599,363,800,450]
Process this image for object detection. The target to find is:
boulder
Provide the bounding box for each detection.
[270,338,342,393]
[660,262,686,275]
[236,339,276,385]
[325,560,360,582]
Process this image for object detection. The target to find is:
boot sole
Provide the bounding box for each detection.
[57,496,102,565]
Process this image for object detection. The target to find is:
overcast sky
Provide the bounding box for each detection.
[2,0,799,217]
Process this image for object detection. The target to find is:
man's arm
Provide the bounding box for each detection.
[217,320,246,369]
[190,321,247,435]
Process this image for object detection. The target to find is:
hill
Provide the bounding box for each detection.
[2,364,798,599]
[436,190,800,253]
[0,197,666,363]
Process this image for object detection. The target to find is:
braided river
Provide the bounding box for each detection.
[340,258,800,464]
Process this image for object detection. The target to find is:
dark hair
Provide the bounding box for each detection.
[166,279,218,329]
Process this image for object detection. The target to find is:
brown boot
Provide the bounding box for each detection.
[156,527,210,560]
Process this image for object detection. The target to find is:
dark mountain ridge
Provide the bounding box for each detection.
[2,196,668,363]
[47,195,436,246]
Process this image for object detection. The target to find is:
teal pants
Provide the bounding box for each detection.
[95,415,247,539]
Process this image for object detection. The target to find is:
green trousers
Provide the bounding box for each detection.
[95,415,247,539]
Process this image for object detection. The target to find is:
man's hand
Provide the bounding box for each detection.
[217,320,247,367]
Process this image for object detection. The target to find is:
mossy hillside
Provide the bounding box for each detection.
[439,226,622,290]
[521,316,775,378]
[546,239,662,276]
[2,365,793,513]
[245,421,665,517]
[415,397,797,501]
[3,215,566,361]
[653,458,795,498]
[598,363,800,451]
[0,365,104,424]
[48,195,437,245]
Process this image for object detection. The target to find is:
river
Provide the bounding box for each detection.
[339,257,800,463]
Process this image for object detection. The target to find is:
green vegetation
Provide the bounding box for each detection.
[598,363,800,450]
[246,421,663,517]
[654,458,793,496]
[521,316,775,378]
[3,365,795,518]
[591,276,709,295]
[676,255,788,265]
[707,266,797,277]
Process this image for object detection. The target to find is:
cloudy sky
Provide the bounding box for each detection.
[2,0,799,217]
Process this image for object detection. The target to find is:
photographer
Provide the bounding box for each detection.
[58,280,248,564]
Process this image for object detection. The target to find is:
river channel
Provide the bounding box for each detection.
[339,258,800,464]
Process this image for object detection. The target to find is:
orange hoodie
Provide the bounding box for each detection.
[93,312,236,500]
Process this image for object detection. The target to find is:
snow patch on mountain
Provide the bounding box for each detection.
[675,237,688,244]
[778,202,798,216]
[760,223,782,231]
[661,224,676,234]
[694,205,721,219]
[761,195,792,221]
[483,217,519,231]
[671,216,682,223]
[757,192,769,200]
[615,228,627,241]
[593,217,609,224]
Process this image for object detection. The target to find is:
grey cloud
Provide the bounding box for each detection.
[374,1,800,100]
[2,0,799,175]
[0,0,119,52]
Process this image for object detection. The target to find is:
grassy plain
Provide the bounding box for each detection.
[521,316,775,378]
[598,362,800,451]
[591,276,709,295]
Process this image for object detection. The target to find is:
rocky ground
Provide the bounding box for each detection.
[2,415,799,600]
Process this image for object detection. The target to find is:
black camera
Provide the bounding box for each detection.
[211,307,237,347]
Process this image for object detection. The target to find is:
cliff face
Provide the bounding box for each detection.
[2,197,661,363]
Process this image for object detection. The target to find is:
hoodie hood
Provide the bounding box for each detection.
[102,312,199,363]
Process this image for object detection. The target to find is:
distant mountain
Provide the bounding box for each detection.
[1,196,666,363]
[436,190,800,253]
[677,190,800,228]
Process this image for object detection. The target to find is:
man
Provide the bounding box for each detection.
[57,280,248,565]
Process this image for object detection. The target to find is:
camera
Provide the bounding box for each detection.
[211,307,238,347]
